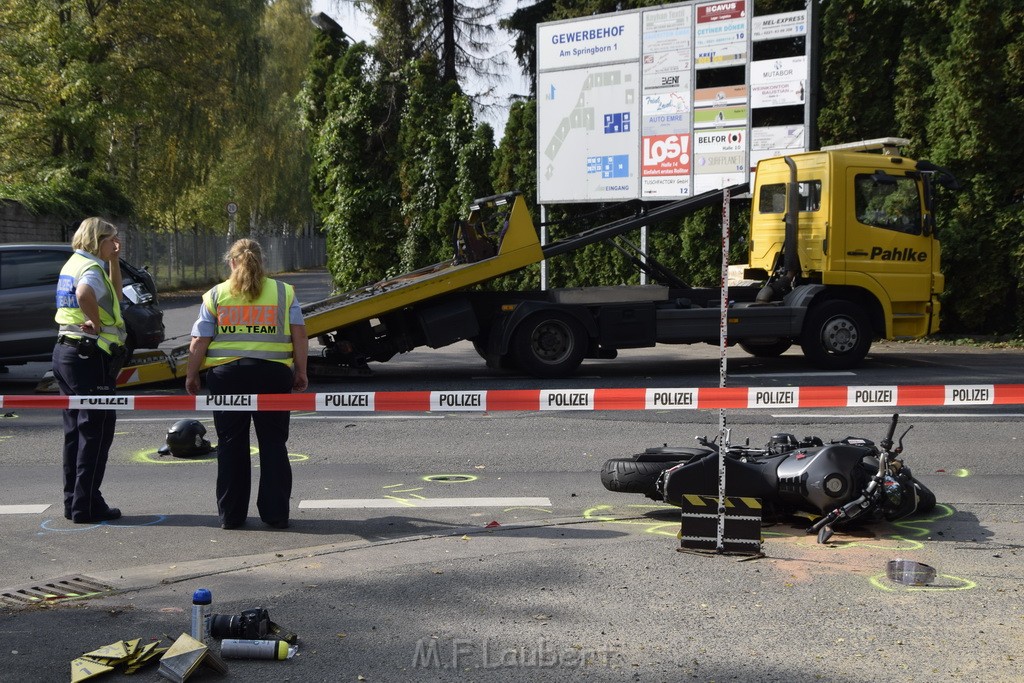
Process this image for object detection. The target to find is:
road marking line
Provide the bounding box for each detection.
[0,504,51,514]
[298,497,552,509]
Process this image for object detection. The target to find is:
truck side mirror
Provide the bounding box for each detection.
[916,160,962,191]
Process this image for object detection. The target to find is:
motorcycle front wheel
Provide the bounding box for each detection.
[913,480,937,514]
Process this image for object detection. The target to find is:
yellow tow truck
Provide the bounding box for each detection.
[108,137,958,388]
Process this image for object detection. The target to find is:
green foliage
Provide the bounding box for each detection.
[305,40,403,290]
[934,4,1015,333]
[392,53,494,274]
[397,55,463,270]
[0,1,314,234]
[488,99,540,290]
[648,202,749,287]
[817,1,910,144]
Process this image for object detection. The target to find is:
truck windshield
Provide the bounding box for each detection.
[854,174,922,234]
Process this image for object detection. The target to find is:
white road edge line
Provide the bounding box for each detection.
[299,497,552,509]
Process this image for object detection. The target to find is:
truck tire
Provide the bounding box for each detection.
[600,458,679,498]
[739,339,792,357]
[512,311,587,378]
[470,330,490,361]
[799,300,872,370]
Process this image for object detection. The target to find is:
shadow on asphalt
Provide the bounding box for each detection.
[134,514,631,543]
[636,503,994,546]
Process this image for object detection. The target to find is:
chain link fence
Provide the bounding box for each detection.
[118,229,326,293]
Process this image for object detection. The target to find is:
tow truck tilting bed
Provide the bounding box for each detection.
[106,186,745,387]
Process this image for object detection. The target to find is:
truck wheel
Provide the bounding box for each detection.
[739,339,792,357]
[512,311,586,377]
[600,458,680,498]
[470,330,490,361]
[799,300,871,369]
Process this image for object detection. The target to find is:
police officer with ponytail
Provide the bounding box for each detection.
[53,217,129,523]
[185,239,308,529]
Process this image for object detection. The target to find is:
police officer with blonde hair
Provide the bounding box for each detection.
[53,217,129,523]
[185,238,308,529]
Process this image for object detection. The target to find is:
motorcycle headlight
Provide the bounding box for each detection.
[882,475,917,520]
[883,476,903,507]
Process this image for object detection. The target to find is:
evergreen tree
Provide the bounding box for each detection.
[923,0,1024,333]
[0,1,273,225]
[489,99,541,290]
[397,55,462,270]
[305,39,403,289]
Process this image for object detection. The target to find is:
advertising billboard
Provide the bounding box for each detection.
[537,1,813,203]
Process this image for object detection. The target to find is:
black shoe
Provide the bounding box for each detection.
[263,519,289,529]
[72,508,121,524]
[221,520,244,530]
[64,511,72,520]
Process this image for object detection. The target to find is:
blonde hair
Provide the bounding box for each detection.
[225,238,266,300]
[71,217,118,255]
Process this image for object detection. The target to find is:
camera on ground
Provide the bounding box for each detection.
[208,607,271,640]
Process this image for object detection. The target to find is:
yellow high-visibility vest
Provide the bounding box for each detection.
[54,252,126,354]
[203,278,295,367]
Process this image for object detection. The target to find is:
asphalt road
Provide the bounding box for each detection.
[0,269,1022,682]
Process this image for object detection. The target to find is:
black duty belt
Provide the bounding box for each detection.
[57,336,81,347]
[225,357,271,367]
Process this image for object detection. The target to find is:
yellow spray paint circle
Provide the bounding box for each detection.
[583,503,680,537]
[421,474,477,483]
[132,447,307,464]
[869,572,977,592]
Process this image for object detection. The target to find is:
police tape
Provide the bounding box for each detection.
[2,384,1023,412]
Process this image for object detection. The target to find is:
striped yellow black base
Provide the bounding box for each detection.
[677,494,763,554]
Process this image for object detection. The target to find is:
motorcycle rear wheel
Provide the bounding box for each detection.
[600,459,679,499]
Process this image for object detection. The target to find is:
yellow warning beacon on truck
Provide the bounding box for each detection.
[110,137,958,387]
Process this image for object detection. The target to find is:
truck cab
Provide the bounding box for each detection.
[746,138,955,366]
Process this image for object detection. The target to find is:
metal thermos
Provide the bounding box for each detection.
[190,588,212,642]
[220,638,296,660]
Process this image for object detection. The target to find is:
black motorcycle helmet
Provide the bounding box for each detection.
[159,419,214,458]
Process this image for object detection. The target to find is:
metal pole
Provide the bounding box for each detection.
[716,187,731,553]
[640,225,648,285]
[806,0,821,151]
[540,204,548,291]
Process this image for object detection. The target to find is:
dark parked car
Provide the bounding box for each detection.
[0,243,164,368]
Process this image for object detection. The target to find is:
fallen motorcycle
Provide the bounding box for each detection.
[600,413,936,543]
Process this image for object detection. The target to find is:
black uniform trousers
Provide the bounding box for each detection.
[206,358,294,527]
[52,342,117,521]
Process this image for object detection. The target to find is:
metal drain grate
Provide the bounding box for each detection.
[0,575,114,608]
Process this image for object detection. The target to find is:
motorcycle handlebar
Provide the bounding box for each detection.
[880,413,899,451]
